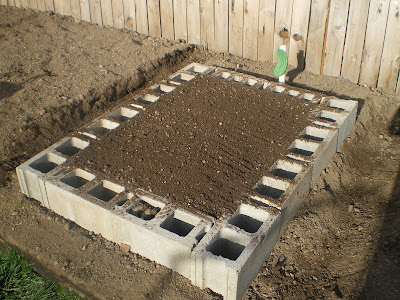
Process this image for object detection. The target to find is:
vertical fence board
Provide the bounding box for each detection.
[36,0,46,10]
[20,0,29,8]
[136,0,149,35]
[214,0,228,53]
[258,0,275,62]
[15,0,22,7]
[200,0,215,50]
[147,0,161,37]
[341,0,370,83]
[101,0,113,26]
[160,0,174,39]
[112,0,124,28]
[274,0,293,62]
[305,0,329,74]
[229,0,244,57]
[53,0,62,13]
[89,0,102,25]
[377,0,400,94]
[8,0,16,6]
[289,0,311,67]
[71,0,81,18]
[80,0,91,21]
[1,0,7,5]
[322,0,350,76]
[187,0,201,44]
[45,0,54,10]
[359,0,390,87]
[29,0,38,9]
[63,0,72,15]
[243,0,259,60]
[123,0,136,30]
[173,0,187,40]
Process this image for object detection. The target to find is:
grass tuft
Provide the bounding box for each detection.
[0,247,82,300]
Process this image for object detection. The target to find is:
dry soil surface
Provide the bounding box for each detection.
[1,5,400,300]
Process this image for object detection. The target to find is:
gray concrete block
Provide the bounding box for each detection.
[192,205,281,300]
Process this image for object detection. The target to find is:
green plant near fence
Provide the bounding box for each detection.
[0,247,82,300]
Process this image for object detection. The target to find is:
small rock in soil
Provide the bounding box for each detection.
[120,243,131,255]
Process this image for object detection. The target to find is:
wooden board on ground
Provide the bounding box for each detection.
[341,0,370,83]
[258,0,276,62]
[273,0,293,62]
[200,0,215,50]
[112,0,125,29]
[136,0,149,35]
[123,0,136,30]
[377,0,400,94]
[359,0,390,87]
[173,0,187,41]
[214,0,228,53]
[89,0,102,25]
[305,0,330,74]
[243,0,259,60]
[229,0,244,57]
[322,0,350,76]
[289,0,311,68]
[187,0,201,44]
[147,0,161,37]
[160,0,174,39]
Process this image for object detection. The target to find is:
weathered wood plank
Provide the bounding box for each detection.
[36,0,46,10]
[20,0,29,8]
[187,0,201,44]
[122,0,136,30]
[53,0,62,13]
[273,0,293,62]
[341,0,370,83]
[112,0,125,28]
[322,0,350,76]
[1,0,8,6]
[29,0,38,9]
[70,0,81,19]
[44,0,54,11]
[8,0,16,6]
[359,0,390,87]
[289,0,311,67]
[200,0,215,50]
[258,0,275,62]
[173,0,187,40]
[214,0,229,53]
[101,0,113,27]
[147,0,161,37]
[80,0,91,21]
[229,0,244,57]
[377,0,400,94]
[135,0,149,35]
[89,0,103,25]
[160,0,174,39]
[243,0,259,60]
[305,0,330,74]
[15,0,22,7]
[63,0,72,15]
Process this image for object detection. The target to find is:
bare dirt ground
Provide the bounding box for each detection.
[1,5,399,300]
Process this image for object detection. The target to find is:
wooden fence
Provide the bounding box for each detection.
[2,0,399,94]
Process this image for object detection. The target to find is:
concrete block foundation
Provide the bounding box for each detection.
[16,63,358,300]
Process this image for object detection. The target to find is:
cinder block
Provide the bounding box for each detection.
[181,63,215,75]
[45,169,124,241]
[192,205,281,300]
[112,190,214,280]
[249,158,312,231]
[324,98,358,147]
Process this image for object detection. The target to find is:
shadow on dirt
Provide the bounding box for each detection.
[360,111,400,299]
[0,81,23,99]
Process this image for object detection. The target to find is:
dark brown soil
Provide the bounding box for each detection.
[70,75,318,218]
